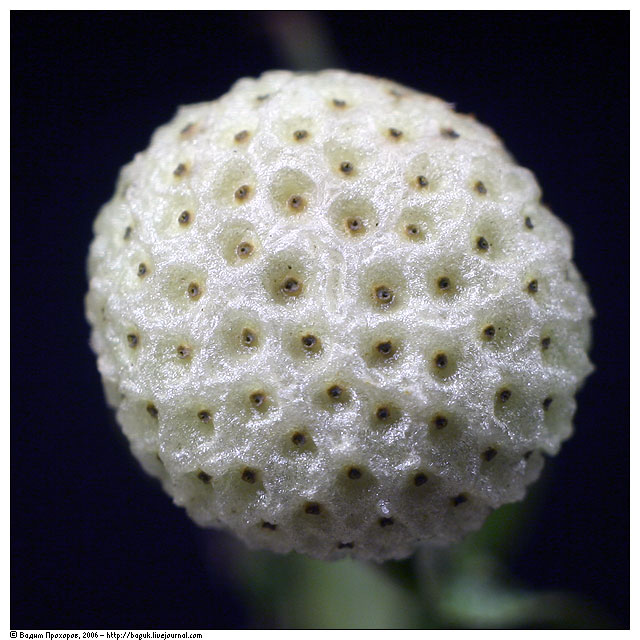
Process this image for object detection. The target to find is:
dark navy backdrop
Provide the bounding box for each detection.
[11,10,629,629]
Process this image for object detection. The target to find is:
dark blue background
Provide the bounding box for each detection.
[11,10,629,629]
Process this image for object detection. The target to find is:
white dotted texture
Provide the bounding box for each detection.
[86,70,594,561]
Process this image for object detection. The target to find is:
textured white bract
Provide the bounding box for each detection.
[86,70,594,561]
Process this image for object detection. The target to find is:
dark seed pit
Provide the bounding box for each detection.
[304,502,321,515]
[235,185,250,201]
[187,282,201,299]
[234,130,249,143]
[281,278,302,296]
[347,467,362,480]
[482,447,498,462]
[173,163,187,177]
[146,403,159,419]
[288,195,305,211]
[434,353,448,369]
[327,385,343,399]
[476,236,489,251]
[414,472,428,487]
[250,392,266,407]
[483,325,496,340]
[376,406,391,421]
[346,217,364,233]
[176,345,192,359]
[374,285,394,304]
[241,468,257,484]
[376,341,394,356]
[339,161,354,174]
[236,242,254,258]
[432,414,448,430]
[241,328,256,346]
[442,128,460,139]
[301,334,317,349]
[474,181,487,195]
[291,431,306,446]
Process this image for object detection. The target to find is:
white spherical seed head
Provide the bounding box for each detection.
[86,70,594,561]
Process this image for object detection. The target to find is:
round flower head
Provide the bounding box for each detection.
[86,70,594,561]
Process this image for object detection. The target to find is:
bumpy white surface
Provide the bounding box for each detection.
[86,70,594,561]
